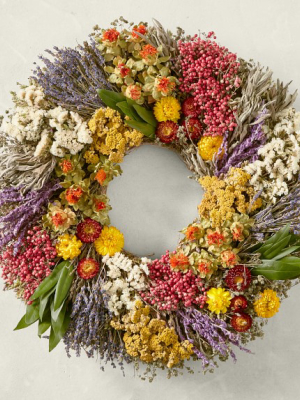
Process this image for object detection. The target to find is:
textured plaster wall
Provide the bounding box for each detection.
[1,1,300,399]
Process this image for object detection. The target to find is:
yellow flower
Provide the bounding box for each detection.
[198,136,223,161]
[206,287,231,314]
[84,150,99,164]
[153,96,181,122]
[56,234,82,260]
[254,289,280,318]
[94,226,124,256]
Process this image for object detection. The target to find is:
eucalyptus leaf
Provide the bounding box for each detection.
[125,120,155,139]
[30,262,67,301]
[133,104,157,127]
[53,263,74,311]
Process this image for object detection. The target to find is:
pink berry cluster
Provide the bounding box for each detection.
[0,226,57,304]
[140,251,207,311]
[178,34,240,137]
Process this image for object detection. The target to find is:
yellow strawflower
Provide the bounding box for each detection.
[254,289,280,318]
[206,287,231,314]
[198,136,223,161]
[153,96,181,122]
[94,226,124,256]
[56,234,82,260]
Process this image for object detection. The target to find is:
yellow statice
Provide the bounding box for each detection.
[206,287,231,314]
[84,149,100,164]
[153,96,181,122]
[198,168,262,227]
[111,300,193,368]
[94,226,124,256]
[198,136,223,161]
[88,107,143,163]
[254,289,280,318]
[56,234,82,260]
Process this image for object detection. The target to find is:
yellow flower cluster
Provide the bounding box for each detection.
[206,287,231,314]
[84,149,100,164]
[88,108,143,163]
[111,300,193,368]
[94,226,124,256]
[56,234,82,260]
[254,289,280,318]
[198,168,262,227]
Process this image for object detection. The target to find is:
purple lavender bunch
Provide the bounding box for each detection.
[33,41,114,118]
[215,108,267,177]
[0,181,61,251]
[64,276,130,371]
[177,308,251,369]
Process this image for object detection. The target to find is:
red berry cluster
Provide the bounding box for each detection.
[140,251,207,311]
[178,34,240,137]
[0,226,57,304]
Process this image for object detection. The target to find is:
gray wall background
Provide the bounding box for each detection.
[1,1,300,399]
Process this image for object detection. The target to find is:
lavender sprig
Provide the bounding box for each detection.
[0,181,61,251]
[33,41,114,118]
[215,108,267,177]
[64,275,130,371]
[177,308,251,370]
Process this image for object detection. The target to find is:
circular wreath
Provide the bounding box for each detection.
[1,17,300,380]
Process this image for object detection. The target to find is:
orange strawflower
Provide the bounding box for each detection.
[170,253,190,270]
[65,187,83,205]
[102,28,120,43]
[60,159,73,174]
[95,169,107,185]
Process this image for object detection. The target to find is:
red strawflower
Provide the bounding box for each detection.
[182,117,202,141]
[156,121,178,143]
[230,295,248,312]
[76,218,102,243]
[65,186,83,205]
[102,28,120,43]
[182,97,198,117]
[225,265,251,291]
[231,313,252,332]
[77,258,100,280]
[132,24,147,39]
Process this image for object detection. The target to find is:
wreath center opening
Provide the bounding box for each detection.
[107,144,204,259]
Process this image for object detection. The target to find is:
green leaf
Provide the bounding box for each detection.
[30,262,67,301]
[53,263,74,311]
[272,246,300,260]
[49,311,71,352]
[14,314,36,331]
[252,256,300,280]
[38,312,51,337]
[262,235,291,259]
[97,89,126,111]
[51,300,67,333]
[125,120,156,139]
[133,104,157,127]
[39,286,56,321]
[25,303,39,325]
[116,101,142,121]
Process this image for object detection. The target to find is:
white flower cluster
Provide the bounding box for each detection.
[1,84,93,158]
[244,108,300,203]
[102,252,150,316]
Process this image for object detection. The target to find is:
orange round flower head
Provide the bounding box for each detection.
[140,44,158,60]
[207,231,225,246]
[221,250,238,267]
[197,260,211,275]
[132,24,147,39]
[156,77,176,95]
[60,159,73,174]
[102,28,120,43]
[94,199,106,211]
[185,226,199,241]
[170,253,190,270]
[65,186,83,205]
[95,169,107,185]
[231,313,252,332]
[125,84,142,100]
[77,258,100,280]
[117,63,131,78]
[51,212,67,228]
[156,121,178,143]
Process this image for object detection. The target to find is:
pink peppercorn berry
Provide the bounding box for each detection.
[0,226,57,304]
[140,251,207,311]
